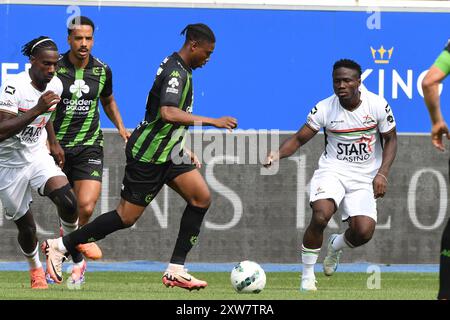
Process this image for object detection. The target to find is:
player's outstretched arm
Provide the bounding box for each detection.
[264,124,317,167]
[0,91,60,142]
[373,128,397,199]
[160,106,237,130]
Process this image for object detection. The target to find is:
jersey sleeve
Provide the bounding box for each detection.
[0,80,19,116]
[306,103,326,131]
[159,68,186,108]
[433,40,450,75]
[54,77,63,97]
[100,66,113,98]
[375,97,396,133]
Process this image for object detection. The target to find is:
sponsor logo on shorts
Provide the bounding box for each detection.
[315,187,325,196]
[88,159,102,165]
[190,235,198,246]
[91,170,100,177]
[145,194,154,204]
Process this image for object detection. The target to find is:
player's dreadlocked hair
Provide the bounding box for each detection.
[181,23,215,43]
[21,36,58,57]
[67,16,95,35]
[333,59,362,78]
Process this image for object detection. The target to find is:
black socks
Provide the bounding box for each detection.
[170,204,208,265]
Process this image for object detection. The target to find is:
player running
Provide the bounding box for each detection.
[42,23,237,289]
[265,59,397,291]
[0,37,84,288]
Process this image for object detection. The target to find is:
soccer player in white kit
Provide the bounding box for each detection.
[0,37,85,288]
[265,59,397,291]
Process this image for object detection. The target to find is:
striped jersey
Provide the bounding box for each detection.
[0,71,63,167]
[306,88,396,177]
[126,52,193,164]
[52,52,113,148]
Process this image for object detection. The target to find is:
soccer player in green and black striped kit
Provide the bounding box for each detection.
[51,16,129,262]
[43,23,237,289]
[422,40,450,300]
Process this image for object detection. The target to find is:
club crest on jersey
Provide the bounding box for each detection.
[362,115,376,126]
[92,67,103,76]
[70,79,90,98]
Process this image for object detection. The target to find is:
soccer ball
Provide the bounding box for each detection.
[230,260,266,293]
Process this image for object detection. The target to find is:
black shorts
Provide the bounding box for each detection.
[121,159,196,207]
[62,145,104,185]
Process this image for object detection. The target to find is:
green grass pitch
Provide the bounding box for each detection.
[0,271,438,300]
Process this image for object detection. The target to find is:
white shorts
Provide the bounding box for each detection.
[309,169,377,222]
[0,151,65,221]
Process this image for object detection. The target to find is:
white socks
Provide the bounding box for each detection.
[331,233,353,251]
[167,263,184,273]
[21,243,42,270]
[301,244,320,279]
[60,218,78,235]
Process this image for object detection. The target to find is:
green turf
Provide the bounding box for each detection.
[0,271,438,300]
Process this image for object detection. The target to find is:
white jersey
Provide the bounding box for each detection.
[306,88,396,178]
[0,71,63,167]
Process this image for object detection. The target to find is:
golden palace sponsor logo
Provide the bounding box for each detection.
[370,45,394,64]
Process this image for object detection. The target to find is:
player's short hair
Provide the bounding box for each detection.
[333,59,362,78]
[68,16,95,35]
[21,36,58,57]
[181,23,215,43]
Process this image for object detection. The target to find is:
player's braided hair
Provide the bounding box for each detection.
[21,36,58,57]
[333,59,362,78]
[181,23,215,43]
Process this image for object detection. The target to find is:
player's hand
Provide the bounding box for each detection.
[48,141,65,169]
[119,129,131,143]
[190,152,201,169]
[214,116,237,131]
[373,172,388,199]
[263,151,279,168]
[431,121,450,151]
[36,91,60,113]
[185,148,201,168]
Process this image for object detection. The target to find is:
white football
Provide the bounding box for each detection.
[230,260,266,293]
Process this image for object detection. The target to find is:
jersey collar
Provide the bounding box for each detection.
[173,52,192,73]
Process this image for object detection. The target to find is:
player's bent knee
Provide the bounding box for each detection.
[78,202,96,217]
[189,193,211,209]
[311,212,331,230]
[48,184,78,220]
